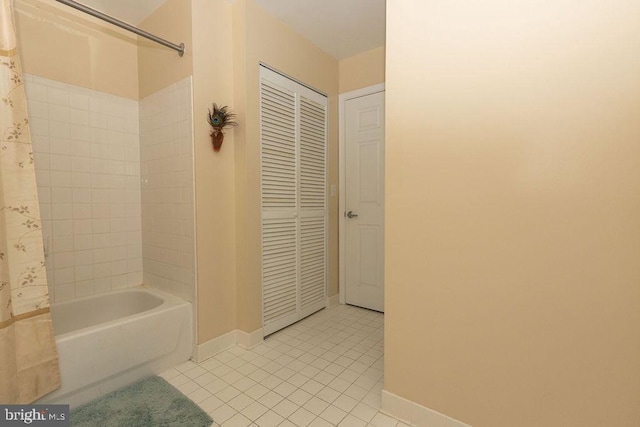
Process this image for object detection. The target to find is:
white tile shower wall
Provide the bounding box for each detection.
[25,74,143,302]
[139,77,195,303]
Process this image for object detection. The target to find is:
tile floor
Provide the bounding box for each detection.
[160,304,406,427]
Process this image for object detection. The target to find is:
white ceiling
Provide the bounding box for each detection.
[75,0,385,60]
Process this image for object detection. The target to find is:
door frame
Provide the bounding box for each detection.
[338,83,385,305]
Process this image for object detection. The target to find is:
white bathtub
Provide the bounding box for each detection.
[38,287,192,408]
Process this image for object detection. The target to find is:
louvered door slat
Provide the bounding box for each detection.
[300,216,326,313]
[261,80,296,210]
[300,96,326,210]
[299,95,326,317]
[262,217,297,326]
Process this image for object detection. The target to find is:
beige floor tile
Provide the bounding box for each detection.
[160,305,403,427]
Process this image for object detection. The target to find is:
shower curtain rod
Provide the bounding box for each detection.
[54,0,185,57]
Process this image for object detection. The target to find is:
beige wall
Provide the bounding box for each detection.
[385,1,640,426]
[339,45,385,94]
[14,0,138,99]
[15,0,193,101]
[191,0,238,343]
[233,0,339,333]
[138,0,193,99]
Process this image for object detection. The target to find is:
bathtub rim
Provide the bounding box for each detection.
[51,285,189,342]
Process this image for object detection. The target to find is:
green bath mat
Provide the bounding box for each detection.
[70,376,213,427]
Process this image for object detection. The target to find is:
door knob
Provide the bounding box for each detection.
[346,211,358,219]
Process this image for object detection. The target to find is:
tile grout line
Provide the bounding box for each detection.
[161,305,396,427]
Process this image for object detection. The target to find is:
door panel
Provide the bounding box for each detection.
[260,66,327,335]
[358,141,381,203]
[345,92,385,312]
[359,226,380,286]
[262,217,298,333]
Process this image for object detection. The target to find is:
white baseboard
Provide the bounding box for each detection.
[193,330,237,362]
[194,328,264,362]
[326,293,339,308]
[219,330,237,351]
[381,390,472,427]
[237,328,264,349]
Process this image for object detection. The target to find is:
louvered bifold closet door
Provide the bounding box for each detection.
[260,66,327,336]
[299,95,327,317]
[260,75,299,335]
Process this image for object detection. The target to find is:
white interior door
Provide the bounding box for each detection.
[345,91,385,312]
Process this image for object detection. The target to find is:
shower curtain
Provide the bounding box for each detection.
[0,0,60,403]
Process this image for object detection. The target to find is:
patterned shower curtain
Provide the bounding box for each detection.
[0,0,61,403]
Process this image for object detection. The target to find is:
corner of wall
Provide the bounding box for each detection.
[326,293,339,308]
[338,45,386,94]
[381,390,472,427]
[137,0,194,99]
[193,327,263,362]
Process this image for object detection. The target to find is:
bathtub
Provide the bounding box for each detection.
[37,287,192,408]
